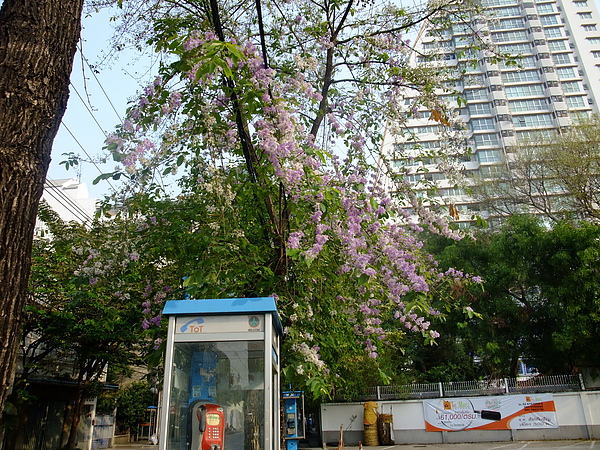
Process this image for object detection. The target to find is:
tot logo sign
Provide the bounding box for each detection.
[180,318,205,333]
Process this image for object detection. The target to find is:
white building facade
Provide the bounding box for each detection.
[384,0,600,226]
[35,178,97,235]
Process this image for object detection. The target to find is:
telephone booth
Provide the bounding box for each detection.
[282,391,305,450]
[159,297,283,450]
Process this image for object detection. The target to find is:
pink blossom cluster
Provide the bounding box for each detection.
[141,281,173,332]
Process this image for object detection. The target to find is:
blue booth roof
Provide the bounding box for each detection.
[162,297,283,335]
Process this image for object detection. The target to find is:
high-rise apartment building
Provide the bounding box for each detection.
[384,0,600,227]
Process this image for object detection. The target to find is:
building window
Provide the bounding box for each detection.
[552,53,572,64]
[464,89,488,100]
[479,165,503,178]
[494,6,522,16]
[587,37,600,44]
[505,84,544,97]
[547,40,567,51]
[571,110,591,120]
[544,27,563,37]
[498,43,532,54]
[457,62,482,74]
[537,3,554,13]
[471,118,496,130]
[441,187,465,197]
[557,67,577,78]
[473,133,500,146]
[490,18,526,30]
[395,140,441,153]
[566,96,587,108]
[500,55,536,68]
[512,113,554,127]
[592,50,600,57]
[468,103,492,115]
[578,12,593,19]
[501,70,541,83]
[406,174,423,183]
[509,98,548,112]
[452,23,472,35]
[573,1,589,7]
[422,42,438,50]
[540,15,559,26]
[424,172,446,181]
[406,125,440,134]
[517,129,556,142]
[583,24,598,31]
[492,30,529,42]
[481,0,518,6]
[478,149,503,163]
[561,81,581,92]
[463,74,485,85]
[394,158,420,167]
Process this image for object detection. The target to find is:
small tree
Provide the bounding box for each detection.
[423,215,600,377]
[109,381,155,437]
[15,205,157,450]
[472,115,600,223]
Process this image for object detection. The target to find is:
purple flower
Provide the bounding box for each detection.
[288,231,304,249]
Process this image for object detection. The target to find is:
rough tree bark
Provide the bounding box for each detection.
[0,0,84,419]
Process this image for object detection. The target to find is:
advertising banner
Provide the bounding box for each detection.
[423,394,558,431]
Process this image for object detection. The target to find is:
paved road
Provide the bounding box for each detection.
[112,440,597,449]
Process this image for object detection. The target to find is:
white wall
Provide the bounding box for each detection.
[321,392,600,446]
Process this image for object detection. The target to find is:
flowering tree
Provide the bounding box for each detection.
[86,0,485,398]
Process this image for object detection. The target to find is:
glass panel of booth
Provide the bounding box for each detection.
[166,340,265,449]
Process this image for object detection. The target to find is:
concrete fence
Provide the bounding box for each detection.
[320,390,600,446]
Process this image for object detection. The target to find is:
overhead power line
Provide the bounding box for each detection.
[78,40,123,123]
[60,122,117,194]
[69,82,109,138]
[43,180,95,224]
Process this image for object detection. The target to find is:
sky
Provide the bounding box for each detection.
[47,6,159,199]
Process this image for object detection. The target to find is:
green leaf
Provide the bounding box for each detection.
[93,172,119,185]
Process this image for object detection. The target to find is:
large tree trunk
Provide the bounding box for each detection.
[0,0,84,419]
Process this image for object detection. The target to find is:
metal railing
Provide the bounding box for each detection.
[362,374,583,401]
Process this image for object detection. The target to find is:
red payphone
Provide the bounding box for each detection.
[196,403,225,450]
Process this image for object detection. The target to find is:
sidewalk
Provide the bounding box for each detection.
[112,443,157,450]
[111,440,598,450]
